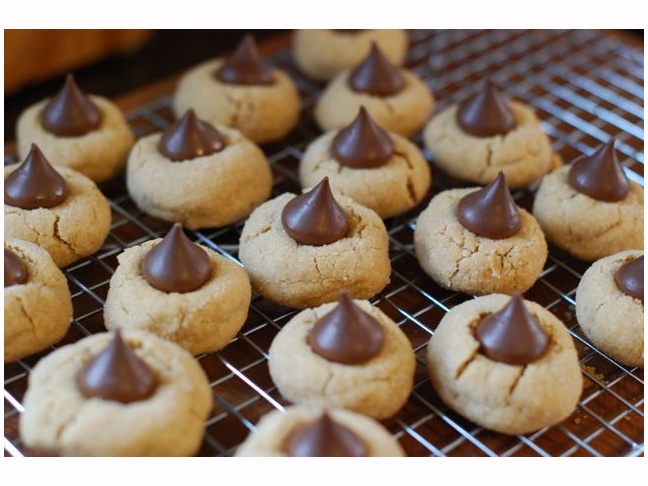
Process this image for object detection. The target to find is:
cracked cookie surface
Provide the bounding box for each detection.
[4,239,73,363]
[423,102,557,189]
[4,164,111,268]
[575,250,644,368]
[16,96,135,183]
[299,129,431,219]
[235,405,406,456]
[103,238,251,355]
[414,187,547,295]
[172,59,301,144]
[126,124,272,230]
[314,70,434,137]
[268,300,415,419]
[426,294,582,435]
[19,329,212,456]
[532,165,643,261]
[239,192,391,309]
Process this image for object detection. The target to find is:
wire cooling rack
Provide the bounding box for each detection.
[4,29,644,457]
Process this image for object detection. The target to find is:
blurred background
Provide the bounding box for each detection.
[3,29,642,142]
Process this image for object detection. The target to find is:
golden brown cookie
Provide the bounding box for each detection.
[235,405,406,456]
[4,145,112,268]
[172,36,301,144]
[292,29,409,82]
[16,74,135,183]
[426,293,583,435]
[104,224,252,355]
[19,330,212,456]
[4,239,73,362]
[268,296,415,419]
[575,250,643,368]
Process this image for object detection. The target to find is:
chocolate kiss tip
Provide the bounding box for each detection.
[215,35,274,85]
[349,42,405,97]
[567,139,630,202]
[141,223,212,293]
[615,255,644,302]
[457,79,515,137]
[4,143,69,210]
[159,109,225,161]
[40,73,101,137]
[4,248,29,288]
[456,171,521,239]
[330,106,394,169]
[283,412,368,457]
[77,330,157,404]
[307,290,384,365]
[281,177,350,246]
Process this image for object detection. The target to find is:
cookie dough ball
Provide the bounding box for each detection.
[292,29,409,82]
[16,74,135,183]
[300,107,431,219]
[414,172,547,295]
[426,293,583,435]
[173,35,301,144]
[235,405,405,457]
[20,330,212,456]
[314,44,434,137]
[4,239,73,362]
[4,144,112,268]
[533,140,643,261]
[423,80,556,190]
[104,224,251,355]
[239,178,391,309]
[126,110,272,230]
[268,295,415,419]
[575,250,643,367]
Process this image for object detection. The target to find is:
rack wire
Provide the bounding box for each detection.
[4,29,644,457]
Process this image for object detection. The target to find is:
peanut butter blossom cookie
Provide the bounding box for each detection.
[235,405,405,457]
[268,293,415,419]
[16,74,135,183]
[533,139,643,261]
[173,35,301,144]
[292,29,409,82]
[4,239,73,362]
[104,224,251,355]
[423,79,558,189]
[299,107,432,219]
[414,171,547,295]
[314,43,434,137]
[126,109,272,229]
[20,330,212,456]
[575,250,644,367]
[426,294,582,435]
[239,177,391,309]
[4,144,111,267]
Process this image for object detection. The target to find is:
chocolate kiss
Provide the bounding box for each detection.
[281,177,350,246]
[41,74,102,137]
[348,42,405,96]
[4,144,69,209]
[615,255,644,302]
[330,106,394,169]
[214,35,274,85]
[77,330,157,404]
[457,171,521,239]
[283,412,368,457]
[476,294,549,365]
[308,291,384,365]
[457,79,515,137]
[4,249,29,288]
[141,223,212,293]
[567,139,630,202]
[159,109,225,161]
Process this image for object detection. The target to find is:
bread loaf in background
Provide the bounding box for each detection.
[4,29,153,94]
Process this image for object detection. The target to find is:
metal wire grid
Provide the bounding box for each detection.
[4,29,644,457]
